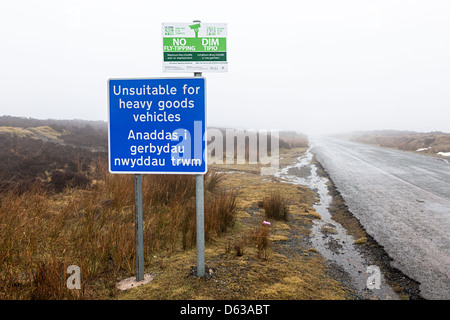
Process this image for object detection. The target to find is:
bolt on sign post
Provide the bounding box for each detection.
[108,77,207,281]
[162,21,227,277]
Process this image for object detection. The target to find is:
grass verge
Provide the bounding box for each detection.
[118,147,352,300]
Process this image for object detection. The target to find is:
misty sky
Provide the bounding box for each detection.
[1,0,449,135]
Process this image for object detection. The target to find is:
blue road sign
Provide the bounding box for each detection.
[108,77,206,174]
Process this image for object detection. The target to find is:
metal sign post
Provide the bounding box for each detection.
[108,77,206,281]
[108,19,226,284]
[134,174,144,281]
[195,173,205,277]
[160,19,227,277]
[194,68,205,277]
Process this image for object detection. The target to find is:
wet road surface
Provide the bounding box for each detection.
[276,150,400,299]
[311,136,450,300]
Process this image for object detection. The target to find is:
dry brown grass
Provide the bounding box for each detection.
[117,151,351,300]
[252,223,271,259]
[0,159,236,299]
[1,146,352,301]
[260,191,289,221]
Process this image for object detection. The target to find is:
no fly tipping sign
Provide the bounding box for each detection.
[108,77,206,174]
[162,22,227,72]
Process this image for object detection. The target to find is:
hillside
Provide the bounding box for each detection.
[0,116,308,193]
[0,116,108,151]
[336,130,450,157]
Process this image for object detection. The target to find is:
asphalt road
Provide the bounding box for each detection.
[311,136,450,300]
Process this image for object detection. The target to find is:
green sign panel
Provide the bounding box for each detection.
[162,22,227,73]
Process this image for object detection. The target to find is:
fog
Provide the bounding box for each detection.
[1,0,449,135]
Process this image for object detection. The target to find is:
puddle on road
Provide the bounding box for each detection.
[276,148,399,300]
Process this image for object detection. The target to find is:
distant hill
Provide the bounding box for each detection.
[336,130,450,156]
[0,116,108,151]
[0,116,310,193]
[0,116,108,193]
